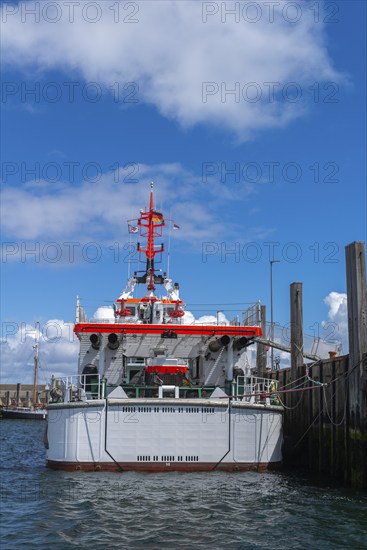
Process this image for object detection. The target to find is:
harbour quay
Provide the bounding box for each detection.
[0,384,49,407]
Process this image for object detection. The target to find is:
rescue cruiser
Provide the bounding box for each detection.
[45,185,283,471]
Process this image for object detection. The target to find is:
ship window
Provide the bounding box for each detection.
[129,370,140,383]
[81,364,98,393]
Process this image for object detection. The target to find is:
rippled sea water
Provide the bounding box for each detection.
[1,420,366,549]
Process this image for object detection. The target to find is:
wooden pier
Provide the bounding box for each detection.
[272,354,366,488]
[269,242,367,489]
[0,384,49,407]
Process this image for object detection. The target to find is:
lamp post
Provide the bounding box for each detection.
[270,260,281,370]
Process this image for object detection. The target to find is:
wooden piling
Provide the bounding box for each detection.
[345,241,367,487]
[276,243,367,489]
[290,283,304,378]
[15,383,21,406]
[287,283,307,458]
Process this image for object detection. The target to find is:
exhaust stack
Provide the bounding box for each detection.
[90,333,101,350]
[208,335,230,352]
[233,337,252,351]
[107,333,120,350]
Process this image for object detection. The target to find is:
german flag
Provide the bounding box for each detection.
[152,211,164,222]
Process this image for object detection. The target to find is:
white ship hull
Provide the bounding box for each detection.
[46,398,282,471]
[46,188,284,472]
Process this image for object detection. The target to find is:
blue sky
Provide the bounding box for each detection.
[1,0,366,382]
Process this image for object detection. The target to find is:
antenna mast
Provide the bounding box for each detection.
[135,182,165,292]
[32,322,40,405]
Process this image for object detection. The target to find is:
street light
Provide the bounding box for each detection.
[270,260,281,370]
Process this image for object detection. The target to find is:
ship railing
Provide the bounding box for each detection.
[184,321,230,326]
[242,301,262,327]
[111,385,216,399]
[49,376,279,404]
[235,376,279,405]
[50,374,106,403]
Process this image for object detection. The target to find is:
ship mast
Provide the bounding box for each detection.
[32,342,39,405]
[135,182,165,293]
[32,322,40,405]
[118,185,182,311]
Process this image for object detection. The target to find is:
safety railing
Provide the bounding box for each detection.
[235,376,279,405]
[117,385,216,399]
[50,374,105,403]
[242,301,262,327]
[49,375,280,405]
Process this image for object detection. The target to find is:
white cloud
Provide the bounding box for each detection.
[182,310,230,325]
[1,162,261,246]
[1,320,78,384]
[182,311,195,325]
[196,314,229,326]
[1,1,344,139]
[323,291,348,353]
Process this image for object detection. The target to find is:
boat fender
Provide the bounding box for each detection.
[43,422,49,449]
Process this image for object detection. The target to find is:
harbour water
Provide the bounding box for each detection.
[1,420,366,549]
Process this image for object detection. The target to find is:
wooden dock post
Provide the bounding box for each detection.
[283,283,306,460]
[16,383,21,406]
[256,305,267,377]
[290,283,304,378]
[345,241,367,487]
